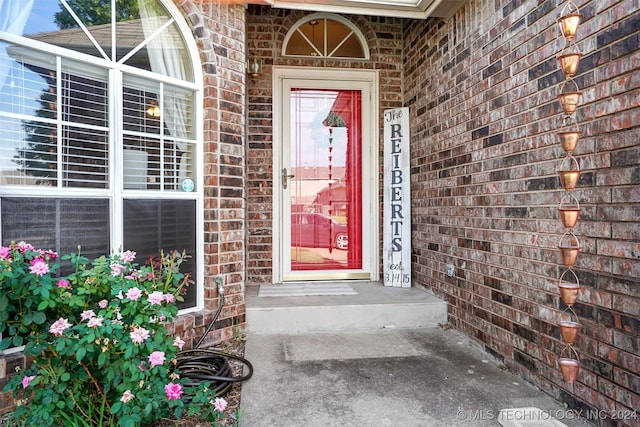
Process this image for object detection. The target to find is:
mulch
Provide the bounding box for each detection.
[151,338,247,427]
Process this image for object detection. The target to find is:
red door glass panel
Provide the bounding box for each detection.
[289,89,362,271]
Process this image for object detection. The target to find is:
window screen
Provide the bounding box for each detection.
[0,197,110,271]
[123,199,197,309]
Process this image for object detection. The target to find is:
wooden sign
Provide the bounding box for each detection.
[383,107,411,287]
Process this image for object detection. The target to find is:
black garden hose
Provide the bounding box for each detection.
[175,280,253,397]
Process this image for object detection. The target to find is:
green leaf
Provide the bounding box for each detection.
[11,334,23,347]
[37,300,49,311]
[98,351,108,366]
[110,401,121,414]
[76,347,87,362]
[23,312,33,325]
[32,311,46,325]
[0,337,11,350]
[60,372,71,382]
[0,295,8,311]
[174,406,184,419]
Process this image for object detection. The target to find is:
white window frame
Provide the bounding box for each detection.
[0,0,204,314]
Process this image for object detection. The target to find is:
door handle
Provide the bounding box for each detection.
[282,168,295,189]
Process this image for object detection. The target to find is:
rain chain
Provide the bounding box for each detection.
[555,1,584,384]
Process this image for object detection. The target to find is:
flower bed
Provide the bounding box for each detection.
[0,242,228,426]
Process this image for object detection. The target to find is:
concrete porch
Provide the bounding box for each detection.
[245,282,448,334]
[241,283,593,427]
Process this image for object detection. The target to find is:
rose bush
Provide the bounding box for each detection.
[0,242,227,426]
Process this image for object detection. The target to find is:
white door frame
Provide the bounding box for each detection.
[272,66,379,283]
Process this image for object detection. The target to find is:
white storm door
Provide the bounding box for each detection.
[273,67,379,283]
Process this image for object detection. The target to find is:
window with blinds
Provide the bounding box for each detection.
[0,50,109,188]
[0,0,201,312]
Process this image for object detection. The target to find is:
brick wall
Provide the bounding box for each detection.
[245,5,404,284]
[405,0,639,425]
[0,0,247,416]
[175,0,247,348]
[181,0,248,346]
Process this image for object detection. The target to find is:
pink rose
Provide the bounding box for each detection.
[81,310,95,321]
[0,246,10,259]
[126,287,143,301]
[37,249,57,260]
[121,250,136,262]
[98,299,108,309]
[56,279,70,288]
[21,375,36,389]
[214,397,228,412]
[173,336,186,350]
[17,241,34,252]
[148,291,164,305]
[49,318,72,336]
[148,351,166,368]
[120,390,135,403]
[87,317,103,328]
[29,259,49,276]
[110,263,126,276]
[130,326,150,344]
[164,383,183,400]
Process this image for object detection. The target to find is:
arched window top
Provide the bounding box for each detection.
[283,13,369,60]
[2,0,194,82]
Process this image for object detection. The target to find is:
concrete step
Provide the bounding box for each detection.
[245,282,448,334]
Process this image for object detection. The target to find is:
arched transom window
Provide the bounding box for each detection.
[0,0,202,311]
[283,14,368,59]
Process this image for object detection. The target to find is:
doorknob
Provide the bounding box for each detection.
[282,168,295,189]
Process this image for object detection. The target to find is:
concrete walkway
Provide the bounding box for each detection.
[240,327,594,427]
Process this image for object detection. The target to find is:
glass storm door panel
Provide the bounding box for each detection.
[285,88,364,278]
[275,68,378,283]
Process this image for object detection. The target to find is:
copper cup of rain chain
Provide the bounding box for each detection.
[558,91,582,115]
[559,320,581,345]
[559,357,580,383]
[558,269,580,306]
[559,245,580,268]
[559,345,580,384]
[558,130,581,154]
[558,53,583,78]
[558,282,580,306]
[559,229,581,268]
[558,13,582,41]
[558,154,581,192]
[559,193,580,229]
[559,207,580,228]
[558,169,581,191]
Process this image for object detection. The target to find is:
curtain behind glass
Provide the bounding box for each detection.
[0,0,35,92]
[138,0,191,186]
